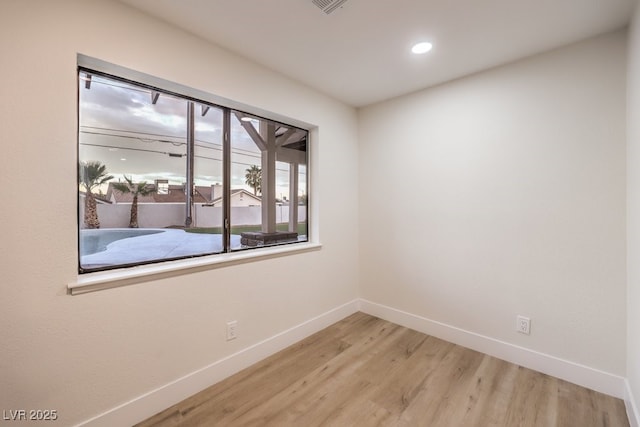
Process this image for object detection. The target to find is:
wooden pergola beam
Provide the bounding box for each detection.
[234,112,266,151]
[276,128,297,147]
[276,146,306,165]
[84,74,92,90]
[151,91,160,105]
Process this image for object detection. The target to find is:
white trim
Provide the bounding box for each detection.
[74,299,359,427]
[627,379,640,427]
[69,242,321,295]
[359,299,626,399]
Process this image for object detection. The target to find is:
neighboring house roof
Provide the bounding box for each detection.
[79,191,112,204]
[106,183,262,205]
[106,183,205,204]
[206,189,262,206]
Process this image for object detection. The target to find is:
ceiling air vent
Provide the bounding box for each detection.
[312,0,349,14]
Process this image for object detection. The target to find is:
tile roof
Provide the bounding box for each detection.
[106,183,261,204]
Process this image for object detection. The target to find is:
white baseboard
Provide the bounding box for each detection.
[627,380,640,427]
[76,298,630,426]
[359,299,626,399]
[75,299,360,427]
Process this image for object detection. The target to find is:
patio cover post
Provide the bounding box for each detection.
[185,102,195,227]
[260,122,277,233]
[289,162,299,232]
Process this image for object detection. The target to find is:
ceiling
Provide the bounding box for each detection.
[117,0,634,107]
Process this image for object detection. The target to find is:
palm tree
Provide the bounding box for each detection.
[79,161,113,229]
[112,175,154,228]
[245,165,262,195]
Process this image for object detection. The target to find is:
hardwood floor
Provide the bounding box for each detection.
[136,313,629,427]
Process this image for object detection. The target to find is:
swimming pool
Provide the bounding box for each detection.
[79,228,243,270]
[80,228,164,256]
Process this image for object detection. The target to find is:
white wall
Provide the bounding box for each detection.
[0,1,358,425]
[628,0,640,421]
[80,203,307,228]
[359,31,627,375]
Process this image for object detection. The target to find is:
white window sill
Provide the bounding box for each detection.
[68,242,322,295]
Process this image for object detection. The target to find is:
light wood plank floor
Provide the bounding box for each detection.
[136,312,629,427]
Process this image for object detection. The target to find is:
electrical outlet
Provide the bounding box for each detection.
[226,320,238,341]
[516,315,531,335]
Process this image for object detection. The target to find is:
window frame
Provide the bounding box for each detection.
[72,55,317,290]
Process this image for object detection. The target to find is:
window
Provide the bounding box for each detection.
[78,69,309,273]
[156,180,169,195]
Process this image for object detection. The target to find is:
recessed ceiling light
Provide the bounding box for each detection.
[411,42,433,54]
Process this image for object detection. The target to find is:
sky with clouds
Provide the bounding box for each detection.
[78,72,306,199]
